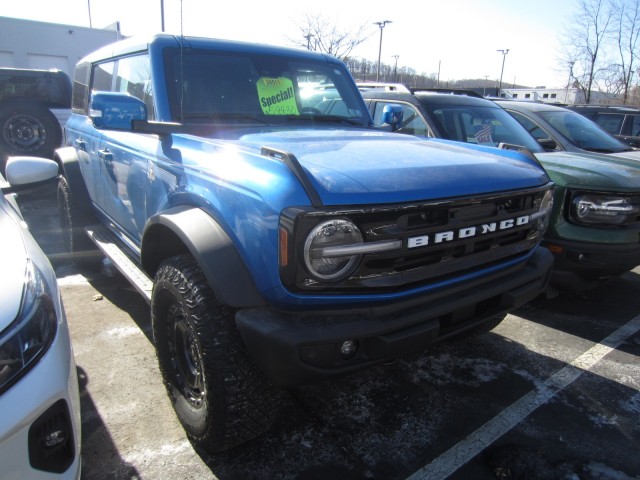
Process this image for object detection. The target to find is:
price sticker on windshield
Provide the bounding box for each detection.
[257,77,299,115]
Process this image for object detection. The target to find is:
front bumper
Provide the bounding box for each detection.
[236,247,553,388]
[0,318,81,480]
[544,238,640,292]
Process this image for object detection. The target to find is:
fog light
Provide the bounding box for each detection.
[44,429,68,448]
[29,399,75,474]
[340,340,358,358]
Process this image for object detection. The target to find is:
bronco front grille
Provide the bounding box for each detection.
[280,185,551,293]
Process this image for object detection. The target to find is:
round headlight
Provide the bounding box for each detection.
[304,219,363,281]
[535,189,553,232]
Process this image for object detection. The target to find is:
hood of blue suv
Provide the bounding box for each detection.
[213,128,550,205]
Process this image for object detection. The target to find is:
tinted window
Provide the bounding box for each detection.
[631,115,640,136]
[593,113,625,135]
[92,61,114,92]
[538,110,630,153]
[422,103,542,152]
[0,70,71,108]
[72,62,90,113]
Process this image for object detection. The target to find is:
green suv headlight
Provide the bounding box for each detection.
[0,260,57,393]
[303,219,364,281]
[570,194,640,226]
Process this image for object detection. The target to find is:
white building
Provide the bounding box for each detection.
[499,86,620,105]
[0,16,123,77]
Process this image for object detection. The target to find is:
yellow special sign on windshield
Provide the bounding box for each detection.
[257,77,299,115]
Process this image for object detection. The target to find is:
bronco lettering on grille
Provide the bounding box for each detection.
[407,215,530,248]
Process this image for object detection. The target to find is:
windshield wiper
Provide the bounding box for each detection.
[180,113,268,124]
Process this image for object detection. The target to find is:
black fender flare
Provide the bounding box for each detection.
[142,205,266,308]
[55,146,95,218]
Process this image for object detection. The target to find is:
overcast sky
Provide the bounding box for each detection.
[1,0,578,88]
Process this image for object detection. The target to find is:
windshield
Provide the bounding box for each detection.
[538,110,631,153]
[163,48,368,126]
[420,101,543,153]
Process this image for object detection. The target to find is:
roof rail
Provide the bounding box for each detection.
[410,88,483,98]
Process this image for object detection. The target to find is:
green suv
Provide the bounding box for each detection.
[362,89,640,293]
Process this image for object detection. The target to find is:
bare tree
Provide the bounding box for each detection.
[289,13,371,62]
[612,0,640,102]
[560,0,615,103]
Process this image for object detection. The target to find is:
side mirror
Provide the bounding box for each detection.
[2,156,59,194]
[381,104,404,131]
[90,92,147,130]
[537,138,557,151]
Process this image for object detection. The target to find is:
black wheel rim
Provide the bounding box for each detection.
[3,114,47,152]
[167,305,205,408]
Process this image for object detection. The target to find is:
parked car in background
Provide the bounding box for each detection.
[362,89,640,293]
[567,104,640,148]
[356,82,410,92]
[0,68,72,174]
[494,100,640,161]
[0,156,81,479]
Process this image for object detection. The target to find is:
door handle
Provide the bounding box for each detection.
[74,138,87,150]
[98,148,114,161]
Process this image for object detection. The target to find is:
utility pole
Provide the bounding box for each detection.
[374,20,392,82]
[497,49,509,97]
[392,55,399,82]
[87,0,92,28]
[160,0,165,32]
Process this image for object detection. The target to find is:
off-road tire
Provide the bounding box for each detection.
[57,175,101,265]
[0,101,61,166]
[151,254,283,452]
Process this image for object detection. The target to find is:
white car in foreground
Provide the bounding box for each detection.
[0,157,81,479]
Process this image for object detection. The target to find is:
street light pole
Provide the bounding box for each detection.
[497,49,509,97]
[160,0,165,32]
[374,20,392,82]
[392,55,399,82]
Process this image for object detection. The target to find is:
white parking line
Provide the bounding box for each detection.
[405,314,640,480]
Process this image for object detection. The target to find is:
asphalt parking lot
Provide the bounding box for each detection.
[16,185,640,480]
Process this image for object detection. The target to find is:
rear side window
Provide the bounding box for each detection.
[593,113,625,135]
[631,115,640,136]
[0,70,71,108]
[72,62,90,113]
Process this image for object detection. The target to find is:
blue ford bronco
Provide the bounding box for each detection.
[55,34,554,452]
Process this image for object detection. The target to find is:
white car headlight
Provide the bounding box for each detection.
[0,260,57,393]
[570,193,640,226]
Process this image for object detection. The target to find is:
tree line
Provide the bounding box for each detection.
[292,2,640,106]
